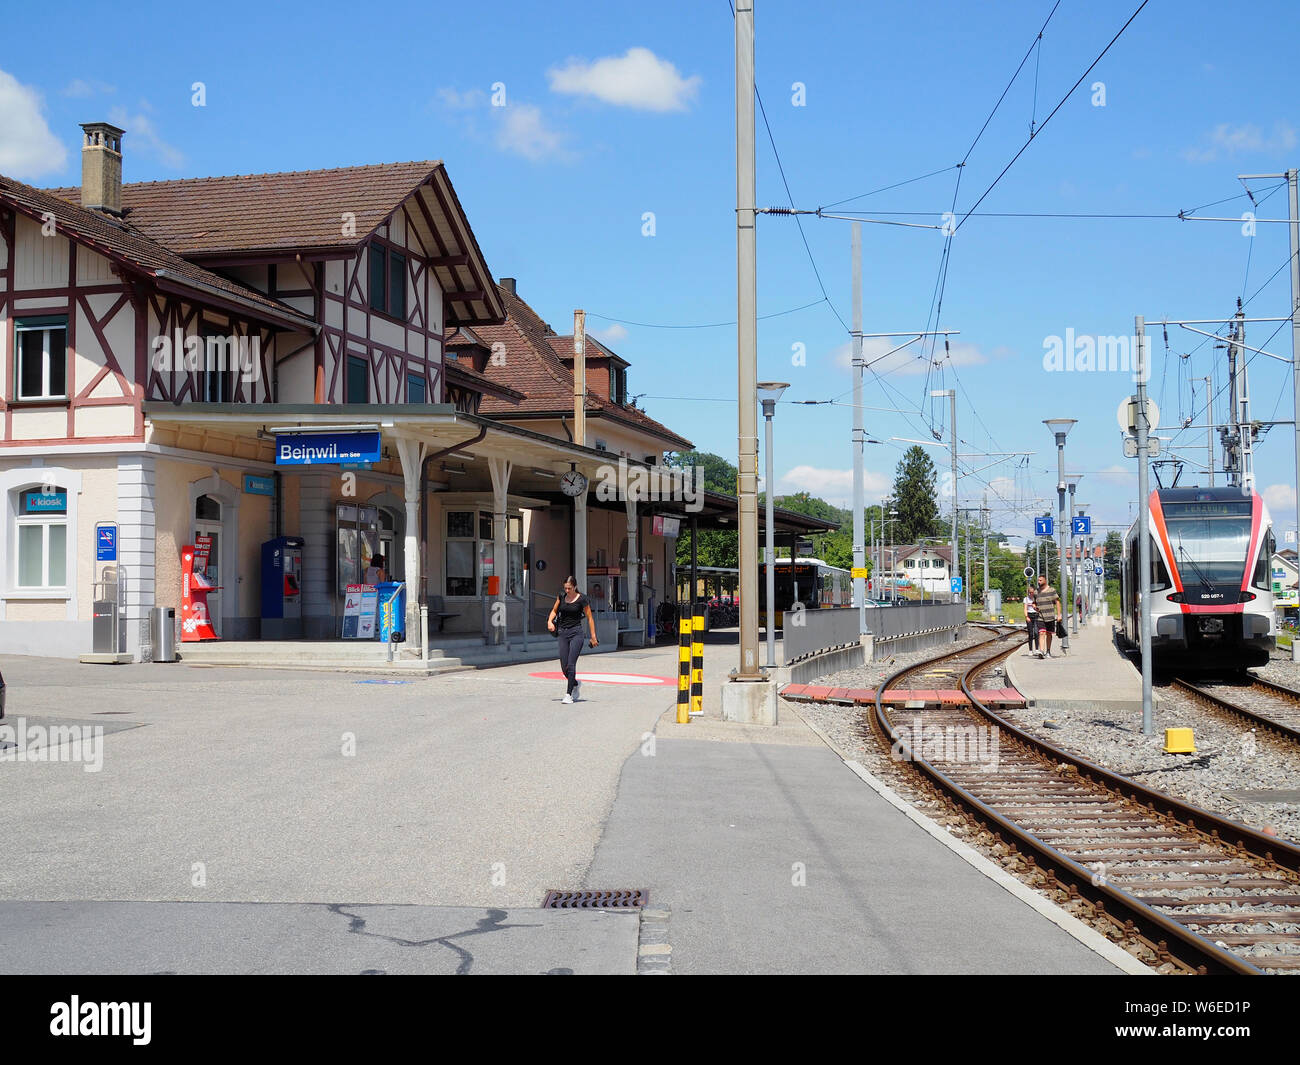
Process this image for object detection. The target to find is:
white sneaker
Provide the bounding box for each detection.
[562,693,573,704]
[573,681,582,702]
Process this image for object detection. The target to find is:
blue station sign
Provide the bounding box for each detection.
[1071,515,1092,537]
[275,431,381,466]
[1033,517,1053,537]
[244,474,275,496]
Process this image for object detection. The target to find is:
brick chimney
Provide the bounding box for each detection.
[79,122,125,216]
[499,277,516,296]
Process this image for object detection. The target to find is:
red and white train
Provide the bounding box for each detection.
[1121,487,1275,670]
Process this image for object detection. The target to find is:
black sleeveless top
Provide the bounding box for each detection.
[556,593,590,629]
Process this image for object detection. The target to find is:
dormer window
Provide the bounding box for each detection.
[612,367,627,405]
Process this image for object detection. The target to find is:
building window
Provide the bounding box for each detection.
[612,367,627,405]
[14,486,68,589]
[445,508,524,597]
[407,372,427,403]
[15,317,68,401]
[368,241,407,320]
[346,355,369,403]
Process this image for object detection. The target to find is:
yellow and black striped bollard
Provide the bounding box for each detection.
[690,609,704,717]
[677,613,692,723]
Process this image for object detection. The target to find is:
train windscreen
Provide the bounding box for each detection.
[1162,502,1252,586]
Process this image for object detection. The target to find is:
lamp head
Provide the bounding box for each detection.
[1043,418,1077,441]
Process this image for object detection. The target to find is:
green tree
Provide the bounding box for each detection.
[668,452,738,574]
[772,492,852,568]
[1103,530,1123,581]
[890,446,941,544]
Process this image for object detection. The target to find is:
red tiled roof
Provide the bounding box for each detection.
[45,161,441,256]
[444,358,524,402]
[0,174,313,327]
[444,283,693,451]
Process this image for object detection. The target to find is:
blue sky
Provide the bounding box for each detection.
[3,0,1299,544]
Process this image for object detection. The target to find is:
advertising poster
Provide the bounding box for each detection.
[343,584,379,638]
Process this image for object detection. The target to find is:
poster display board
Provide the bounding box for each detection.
[342,584,378,639]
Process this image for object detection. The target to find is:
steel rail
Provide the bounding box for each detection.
[868,631,1299,975]
[1172,677,1300,747]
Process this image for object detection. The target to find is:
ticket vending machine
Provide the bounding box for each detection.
[261,536,304,639]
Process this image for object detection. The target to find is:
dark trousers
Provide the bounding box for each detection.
[557,627,585,695]
[1026,617,1038,649]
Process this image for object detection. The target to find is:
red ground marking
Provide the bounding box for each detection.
[528,671,675,686]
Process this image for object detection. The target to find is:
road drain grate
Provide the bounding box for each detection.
[542,889,647,909]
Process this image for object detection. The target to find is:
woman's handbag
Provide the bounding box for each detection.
[1055,619,1066,638]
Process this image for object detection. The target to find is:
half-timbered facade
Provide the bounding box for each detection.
[0,121,698,659]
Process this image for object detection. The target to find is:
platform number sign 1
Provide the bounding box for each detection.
[1034,517,1053,537]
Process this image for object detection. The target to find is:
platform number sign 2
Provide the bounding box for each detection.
[1071,516,1092,537]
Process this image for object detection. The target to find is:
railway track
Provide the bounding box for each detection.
[865,627,1300,975]
[1169,675,1300,747]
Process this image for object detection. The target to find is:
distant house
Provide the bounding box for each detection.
[883,543,954,593]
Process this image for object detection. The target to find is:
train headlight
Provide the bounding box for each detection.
[1165,592,1184,603]
[1239,591,1257,602]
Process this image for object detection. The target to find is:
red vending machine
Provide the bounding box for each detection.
[181,542,220,641]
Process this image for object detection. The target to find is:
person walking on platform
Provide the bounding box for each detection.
[1034,575,1059,658]
[547,575,598,704]
[1022,587,1039,654]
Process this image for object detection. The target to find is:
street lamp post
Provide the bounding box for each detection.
[1065,474,1083,634]
[758,381,789,669]
[1044,419,1077,649]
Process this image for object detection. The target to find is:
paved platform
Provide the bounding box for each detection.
[1004,615,1157,714]
[585,729,1126,974]
[0,901,638,975]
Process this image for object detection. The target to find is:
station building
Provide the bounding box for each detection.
[0,122,699,659]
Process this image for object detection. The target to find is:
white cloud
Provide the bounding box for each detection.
[592,323,628,344]
[495,103,571,161]
[436,87,486,110]
[1183,121,1297,163]
[434,88,573,162]
[548,47,701,112]
[62,78,115,98]
[1264,483,1296,512]
[0,68,67,179]
[832,336,989,377]
[108,105,184,168]
[777,465,890,508]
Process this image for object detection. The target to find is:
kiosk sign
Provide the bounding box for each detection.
[275,431,381,466]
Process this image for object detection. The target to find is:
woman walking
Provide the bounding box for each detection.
[548,576,598,704]
[1022,586,1038,654]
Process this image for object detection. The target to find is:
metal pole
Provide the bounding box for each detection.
[1136,316,1154,733]
[851,222,865,634]
[1056,437,1069,653]
[1288,169,1300,661]
[950,392,959,603]
[764,403,777,668]
[1203,376,1215,488]
[1067,481,1078,634]
[982,491,989,612]
[734,0,760,678]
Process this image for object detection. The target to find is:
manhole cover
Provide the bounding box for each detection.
[542,889,647,909]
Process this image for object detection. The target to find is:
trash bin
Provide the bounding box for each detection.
[377,582,406,643]
[151,606,177,662]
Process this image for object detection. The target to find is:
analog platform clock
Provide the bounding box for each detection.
[560,470,588,497]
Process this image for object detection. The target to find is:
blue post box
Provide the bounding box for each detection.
[261,536,305,639]
[377,581,406,643]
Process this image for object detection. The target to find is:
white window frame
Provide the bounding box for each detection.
[1,468,81,614]
[444,505,525,599]
[14,317,69,401]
